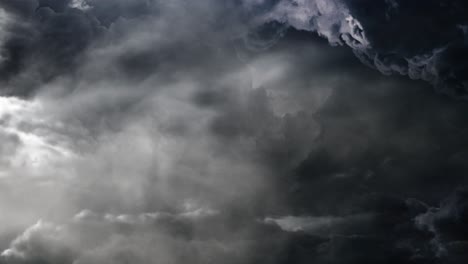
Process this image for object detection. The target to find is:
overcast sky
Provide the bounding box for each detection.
[0,1,468,263]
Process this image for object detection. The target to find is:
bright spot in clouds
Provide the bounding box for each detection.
[0,96,75,178]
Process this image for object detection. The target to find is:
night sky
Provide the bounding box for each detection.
[0,1,468,263]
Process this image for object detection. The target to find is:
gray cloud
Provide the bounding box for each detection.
[0,1,467,264]
[2,0,467,97]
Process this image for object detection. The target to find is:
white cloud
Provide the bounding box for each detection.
[0,96,77,178]
[70,0,92,11]
[265,213,373,236]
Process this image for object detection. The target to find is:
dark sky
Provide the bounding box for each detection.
[0,1,468,263]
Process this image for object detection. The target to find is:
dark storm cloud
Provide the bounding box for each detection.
[0,0,248,96]
[266,197,437,264]
[0,0,169,96]
[346,0,468,97]
[2,0,468,97]
[239,30,468,263]
[0,1,468,264]
[0,0,103,95]
[416,188,468,261]
[253,0,468,97]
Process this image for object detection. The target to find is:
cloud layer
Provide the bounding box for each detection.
[0,1,467,264]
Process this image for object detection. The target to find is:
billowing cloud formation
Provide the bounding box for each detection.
[1,208,226,264]
[0,1,467,97]
[253,0,468,97]
[0,0,467,264]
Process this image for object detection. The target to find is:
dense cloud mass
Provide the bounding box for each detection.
[249,0,468,97]
[1,1,468,96]
[0,0,467,263]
